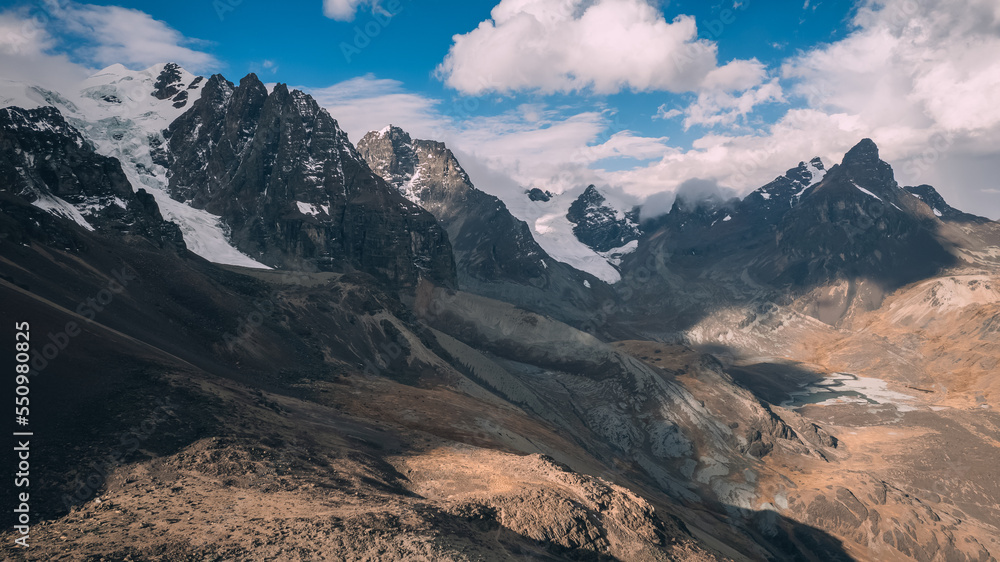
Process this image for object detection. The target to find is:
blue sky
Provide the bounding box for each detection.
[43,1,850,84]
[2,0,1000,218]
[5,0,854,143]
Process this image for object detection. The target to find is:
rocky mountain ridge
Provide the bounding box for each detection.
[620,138,995,331]
[566,184,641,253]
[358,125,617,328]
[164,75,456,288]
[0,106,184,249]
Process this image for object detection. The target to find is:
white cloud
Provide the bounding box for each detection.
[701,59,767,91]
[0,3,218,78]
[0,10,91,91]
[437,0,764,95]
[590,0,1000,220]
[309,74,675,199]
[678,78,785,130]
[450,109,672,194]
[323,0,383,21]
[607,109,866,199]
[261,60,279,74]
[779,0,1000,214]
[46,3,218,72]
[306,75,444,144]
[0,10,51,56]
[654,106,683,120]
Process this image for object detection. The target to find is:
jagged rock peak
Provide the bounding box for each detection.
[376,124,412,143]
[357,125,420,190]
[567,185,640,253]
[843,138,880,165]
[527,188,552,202]
[0,105,83,141]
[831,138,897,191]
[577,185,603,204]
[785,158,825,186]
[163,75,456,287]
[904,184,991,223]
[239,72,265,89]
[357,124,613,319]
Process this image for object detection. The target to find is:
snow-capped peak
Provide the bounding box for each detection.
[506,183,637,283]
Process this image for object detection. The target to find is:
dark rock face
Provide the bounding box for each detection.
[164,75,455,289]
[566,185,640,253]
[358,126,617,328]
[740,158,825,226]
[904,184,990,223]
[359,126,546,283]
[0,106,185,249]
[356,126,418,187]
[527,188,551,202]
[623,138,968,328]
[839,137,896,189]
[152,63,185,101]
[767,140,954,288]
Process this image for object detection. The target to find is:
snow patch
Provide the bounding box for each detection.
[296,201,321,216]
[598,239,639,269]
[852,182,883,202]
[31,194,95,231]
[807,160,827,186]
[398,164,424,204]
[791,159,828,202]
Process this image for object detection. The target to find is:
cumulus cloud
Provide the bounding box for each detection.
[309,0,1000,220]
[595,0,1000,220]
[450,110,673,195]
[605,108,866,200]
[436,0,764,95]
[0,10,89,91]
[784,0,1000,140]
[679,78,785,130]
[44,3,218,72]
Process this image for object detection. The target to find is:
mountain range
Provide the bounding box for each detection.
[1,63,998,562]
